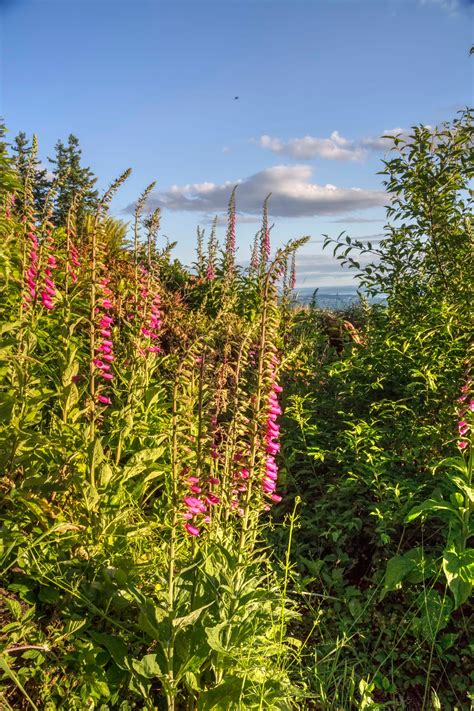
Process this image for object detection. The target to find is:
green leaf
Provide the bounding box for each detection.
[136,599,170,641]
[197,677,245,710]
[384,554,414,589]
[405,498,459,523]
[131,653,163,679]
[88,631,129,670]
[173,602,213,631]
[205,622,229,655]
[122,445,166,481]
[443,549,474,608]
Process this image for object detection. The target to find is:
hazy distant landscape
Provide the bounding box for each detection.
[294,284,387,308]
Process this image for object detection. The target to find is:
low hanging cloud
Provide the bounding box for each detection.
[127,165,387,219]
[419,0,473,14]
[258,128,408,161]
[330,216,385,224]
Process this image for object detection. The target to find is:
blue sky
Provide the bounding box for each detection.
[1,0,472,286]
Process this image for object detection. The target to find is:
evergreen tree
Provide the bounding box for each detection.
[12,131,51,217]
[48,134,98,226]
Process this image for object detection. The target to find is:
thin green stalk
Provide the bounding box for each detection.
[278,496,300,660]
[165,376,180,711]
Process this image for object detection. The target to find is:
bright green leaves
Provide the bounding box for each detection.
[381,547,433,600]
[404,451,473,609]
[405,498,462,524]
[442,549,474,608]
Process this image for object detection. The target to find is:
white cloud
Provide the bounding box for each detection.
[419,0,473,15]
[259,131,366,161]
[203,214,262,226]
[360,128,408,151]
[330,216,385,224]
[129,165,387,219]
[258,129,408,161]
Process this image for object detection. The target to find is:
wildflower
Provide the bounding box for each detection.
[23,230,39,307]
[97,394,112,405]
[94,275,115,406]
[39,232,58,311]
[184,523,200,536]
[137,273,162,356]
[261,351,283,506]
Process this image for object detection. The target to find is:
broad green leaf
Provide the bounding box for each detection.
[131,653,163,679]
[197,677,245,710]
[88,631,129,670]
[381,547,429,598]
[173,602,213,631]
[405,499,460,523]
[383,554,414,590]
[443,549,474,608]
[205,622,229,655]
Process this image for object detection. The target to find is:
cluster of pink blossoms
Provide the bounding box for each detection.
[262,352,283,505]
[23,228,58,312]
[136,268,162,355]
[457,373,473,451]
[206,262,216,281]
[94,277,115,407]
[39,233,58,310]
[181,466,220,536]
[24,229,39,309]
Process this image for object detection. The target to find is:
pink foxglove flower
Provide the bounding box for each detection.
[184,523,200,536]
[39,233,58,311]
[262,352,283,506]
[137,269,162,355]
[23,230,39,309]
[95,275,116,406]
[206,262,216,281]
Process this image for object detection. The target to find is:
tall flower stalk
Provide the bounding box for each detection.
[133,181,156,285]
[223,186,237,280]
[206,216,218,281]
[260,193,271,268]
[88,169,131,485]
